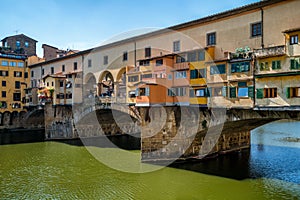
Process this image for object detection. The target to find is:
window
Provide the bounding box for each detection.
[31,71,34,78]
[260,62,269,71]
[24,72,28,78]
[168,89,175,97]
[190,69,206,79]
[174,87,186,96]
[168,74,172,80]
[231,62,250,73]
[251,22,262,37]
[173,41,180,52]
[10,61,16,67]
[264,88,277,98]
[207,32,216,46]
[290,35,299,45]
[123,52,128,61]
[145,47,151,57]
[103,56,108,65]
[51,67,54,74]
[213,87,223,96]
[25,41,29,48]
[51,82,54,87]
[16,41,21,48]
[47,82,49,87]
[60,80,64,87]
[196,89,206,97]
[176,54,186,63]
[42,68,44,75]
[139,60,150,66]
[0,71,8,76]
[14,71,22,77]
[0,101,7,108]
[2,81,6,86]
[66,82,72,88]
[13,93,21,101]
[175,71,187,79]
[66,93,72,99]
[272,60,281,70]
[128,75,139,82]
[187,51,197,62]
[74,62,78,70]
[288,87,300,98]
[198,50,205,61]
[62,65,65,72]
[238,82,249,97]
[1,60,8,66]
[210,64,226,75]
[56,93,65,99]
[2,91,6,98]
[156,59,163,66]
[18,62,24,67]
[141,74,152,80]
[88,59,92,67]
[15,81,21,89]
[290,58,300,70]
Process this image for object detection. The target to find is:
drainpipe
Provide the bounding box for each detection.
[261,8,264,49]
[134,41,137,67]
[81,55,84,103]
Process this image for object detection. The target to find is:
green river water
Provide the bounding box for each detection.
[1,121,300,199]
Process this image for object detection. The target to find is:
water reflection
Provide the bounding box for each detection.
[171,120,300,183]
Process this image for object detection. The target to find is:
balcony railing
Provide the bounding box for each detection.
[254,45,286,58]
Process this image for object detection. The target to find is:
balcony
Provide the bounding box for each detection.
[254,45,286,58]
[141,77,166,85]
[174,62,189,71]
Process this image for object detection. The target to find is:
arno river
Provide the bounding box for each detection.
[1,120,300,199]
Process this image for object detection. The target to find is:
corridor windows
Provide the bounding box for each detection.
[210,64,226,75]
[260,62,269,71]
[290,35,299,45]
[257,88,277,98]
[175,71,187,79]
[207,32,216,46]
[145,47,151,58]
[272,60,281,70]
[290,58,300,70]
[287,87,300,98]
[231,62,250,73]
[251,22,262,37]
[156,59,163,66]
[173,41,180,52]
[128,75,139,82]
[190,69,206,79]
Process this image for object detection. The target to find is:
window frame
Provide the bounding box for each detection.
[207,32,216,46]
[251,22,262,37]
[173,40,180,52]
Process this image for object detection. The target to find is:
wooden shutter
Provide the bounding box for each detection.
[248,86,254,98]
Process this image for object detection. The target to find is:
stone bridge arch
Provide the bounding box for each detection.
[139,107,300,161]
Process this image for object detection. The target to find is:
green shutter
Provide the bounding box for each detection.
[230,87,236,98]
[222,86,227,97]
[291,59,295,69]
[256,88,264,99]
[145,87,150,96]
[248,86,254,98]
[286,87,291,98]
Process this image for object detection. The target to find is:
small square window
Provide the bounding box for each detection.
[25,42,29,48]
[2,81,6,86]
[2,91,6,98]
[251,22,262,37]
[62,65,65,72]
[207,32,216,46]
[290,35,299,45]
[88,59,92,67]
[173,41,180,52]
[74,62,78,70]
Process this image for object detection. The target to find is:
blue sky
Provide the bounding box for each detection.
[0,0,259,57]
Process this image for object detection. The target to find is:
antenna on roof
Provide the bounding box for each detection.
[14,29,20,35]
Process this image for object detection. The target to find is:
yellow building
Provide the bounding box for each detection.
[0,53,29,112]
